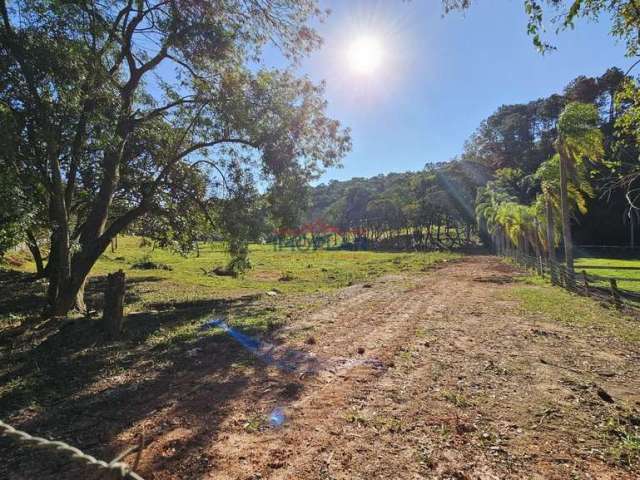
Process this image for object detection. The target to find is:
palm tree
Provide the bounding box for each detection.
[555,103,604,283]
[495,201,542,260]
[534,154,594,283]
[475,185,516,255]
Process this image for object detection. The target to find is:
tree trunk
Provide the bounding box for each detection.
[46,230,62,305]
[51,274,88,316]
[545,196,557,284]
[26,231,45,277]
[532,237,541,263]
[48,240,99,316]
[103,270,125,339]
[558,148,575,286]
[47,220,87,316]
[49,199,148,316]
[74,278,87,313]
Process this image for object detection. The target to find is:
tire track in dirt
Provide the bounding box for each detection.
[203,273,440,479]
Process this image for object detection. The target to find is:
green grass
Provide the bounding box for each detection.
[603,414,640,467]
[3,236,459,356]
[507,274,640,342]
[13,236,460,314]
[442,389,471,408]
[575,257,640,293]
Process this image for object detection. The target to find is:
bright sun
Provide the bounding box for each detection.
[347,35,383,75]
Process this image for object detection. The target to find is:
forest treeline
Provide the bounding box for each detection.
[303,67,638,250]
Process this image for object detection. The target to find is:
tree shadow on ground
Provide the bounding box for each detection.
[0,269,48,317]
[0,269,158,320]
[0,279,301,480]
[0,272,157,353]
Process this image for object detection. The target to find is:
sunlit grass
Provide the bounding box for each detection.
[14,236,460,314]
[507,274,640,343]
[575,257,640,293]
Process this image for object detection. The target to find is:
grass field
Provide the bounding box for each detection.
[507,273,640,343]
[575,257,640,293]
[5,235,459,319]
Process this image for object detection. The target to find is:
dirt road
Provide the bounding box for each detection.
[115,256,640,480]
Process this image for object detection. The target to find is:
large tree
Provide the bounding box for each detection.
[0,0,350,315]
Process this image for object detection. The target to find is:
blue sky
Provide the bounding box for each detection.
[274,0,631,184]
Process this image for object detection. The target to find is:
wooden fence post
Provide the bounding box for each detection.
[582,270,589,296]
[566,269,576,292]
[609,278,622,309]
[103,270,126,338]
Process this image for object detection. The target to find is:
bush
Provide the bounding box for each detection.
[131,255,173,271]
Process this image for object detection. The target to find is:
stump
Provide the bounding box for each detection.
[103,270,125,338]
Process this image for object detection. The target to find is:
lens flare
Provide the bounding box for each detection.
[269,408,286,428]
[347,35,384,75]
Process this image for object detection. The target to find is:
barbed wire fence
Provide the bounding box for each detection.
[504,251,640,313]
[0,419,145,479]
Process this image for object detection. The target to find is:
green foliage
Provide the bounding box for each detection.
[615,78,640,143]
[305,161,485,248]
[267,170,311,230]
[217,167,266,275]
[558,102,605,161]
[442,390,471,408]
[119,62,636,260]
[603,415,640,467]
[612,78,640,200]
[0,165,35,256]
[442,1,640,228]
[473,97,611,256]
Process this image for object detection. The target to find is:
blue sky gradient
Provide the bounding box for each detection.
[273,1,630,183]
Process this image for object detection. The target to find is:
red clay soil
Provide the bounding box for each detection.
[5,256,640,479]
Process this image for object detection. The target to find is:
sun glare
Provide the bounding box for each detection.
[347,35,384,75]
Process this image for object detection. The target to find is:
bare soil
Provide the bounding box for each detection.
[3,256,640,479]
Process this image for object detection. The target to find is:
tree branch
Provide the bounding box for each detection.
[132,96,198,124]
